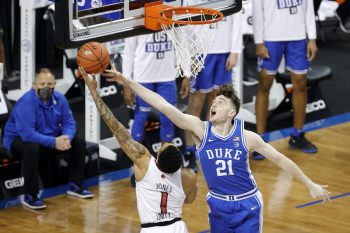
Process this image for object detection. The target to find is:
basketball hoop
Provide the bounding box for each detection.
[145,2,224,77]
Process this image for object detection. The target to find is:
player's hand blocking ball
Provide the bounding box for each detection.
[77,42,110,74]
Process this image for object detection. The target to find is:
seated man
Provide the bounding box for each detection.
[3,68,93,210]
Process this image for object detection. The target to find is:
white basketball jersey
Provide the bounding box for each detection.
[252,0,316,43]
[122,32,176,83]
[136,157,186,225]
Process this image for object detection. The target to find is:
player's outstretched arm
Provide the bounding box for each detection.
[244,130,331,202]
[181,168,197,204]
[103,65,205,138]
[80,68,151,169]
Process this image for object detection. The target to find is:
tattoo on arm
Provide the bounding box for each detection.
[90,91,148,162]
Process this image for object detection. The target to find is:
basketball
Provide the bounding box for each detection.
[77,42,110,74]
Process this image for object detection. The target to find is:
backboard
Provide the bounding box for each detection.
[54,0,242,49]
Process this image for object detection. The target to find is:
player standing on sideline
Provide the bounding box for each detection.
[103,65,330,233]
[122,32,178,145]
[252,0,318,160]
[182,0,243,168]
[122,32,191,185]
[80,68,197,233]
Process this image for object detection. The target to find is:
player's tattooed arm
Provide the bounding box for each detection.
[80,68,150,162]
[92,91,148,161]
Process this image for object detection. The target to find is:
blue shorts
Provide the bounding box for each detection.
[207,190,263,233]
[132,81,177,142]
[191,53,232,93]
[258,40,309,75]
[135,81,177,111]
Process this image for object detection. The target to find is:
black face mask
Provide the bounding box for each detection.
[37,87,54,101]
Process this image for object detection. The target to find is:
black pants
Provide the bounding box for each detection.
[10,135,86,196]
[337,0,350,20]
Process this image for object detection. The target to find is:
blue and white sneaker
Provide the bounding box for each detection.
[22,194,47,210]
[67,182,94,199]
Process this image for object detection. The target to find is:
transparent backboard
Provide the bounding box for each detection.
[55,0,242,49]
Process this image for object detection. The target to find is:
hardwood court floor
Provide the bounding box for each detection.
[0,122,349,233]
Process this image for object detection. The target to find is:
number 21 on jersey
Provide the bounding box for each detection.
[216,160,234,176]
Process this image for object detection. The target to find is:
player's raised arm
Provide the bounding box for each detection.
[80,67,151,168]
[103,65,205,140]
[244,130,331,202]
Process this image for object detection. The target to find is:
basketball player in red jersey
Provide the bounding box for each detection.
[80,67,197,233]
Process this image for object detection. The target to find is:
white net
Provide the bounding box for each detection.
[160,10,222,78]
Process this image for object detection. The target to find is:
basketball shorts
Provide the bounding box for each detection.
[190,53,232,93]
[136,81,177,111]
[140,220,188,233]
[132,81,177,142]
[207,190,264,233]
[257,39,309,75]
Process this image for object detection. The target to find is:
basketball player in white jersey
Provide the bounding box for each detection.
[80,68,197,233]
[252,0,318,159]
[182,0,243,169]
[103,65,330,233]
[122,32,188,185]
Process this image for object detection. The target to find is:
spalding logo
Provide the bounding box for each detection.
[84,50,93,55]
[73,30,91,39]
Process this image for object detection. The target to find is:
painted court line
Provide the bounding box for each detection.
[265,112,350,142]
[295,192,350,208]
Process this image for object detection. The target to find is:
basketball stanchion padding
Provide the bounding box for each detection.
[77,42,110,74]
[145,1,224,78]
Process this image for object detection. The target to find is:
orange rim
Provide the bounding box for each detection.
[144,2,224,31]
[159,7,224,26]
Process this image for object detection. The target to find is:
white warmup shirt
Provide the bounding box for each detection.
[207,13,243,54]
[184,0,243,54]
[136,157,186,225]
[253,0,317,43]
[122,32,176,83]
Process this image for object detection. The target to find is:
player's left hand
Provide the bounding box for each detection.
[308,182,331,203]
[104,63,130,87]
[307,40,318,62]
[226,53,238,70]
